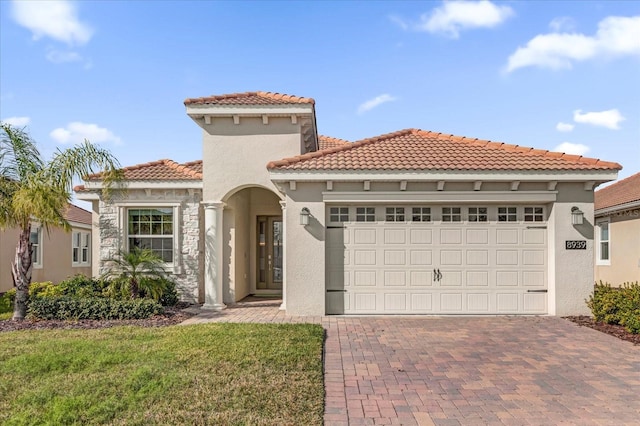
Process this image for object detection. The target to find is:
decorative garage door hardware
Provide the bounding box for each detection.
[433,269,443,282]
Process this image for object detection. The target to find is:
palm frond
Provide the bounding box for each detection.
[0,123,44,182]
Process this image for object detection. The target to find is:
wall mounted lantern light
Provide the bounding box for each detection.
[300,207,310,226]
[571,206,584,225]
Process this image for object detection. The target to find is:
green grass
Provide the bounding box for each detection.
[0,323,325,425]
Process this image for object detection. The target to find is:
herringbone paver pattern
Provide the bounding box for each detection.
[182,301,640,425]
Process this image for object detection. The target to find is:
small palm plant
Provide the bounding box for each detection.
[102,248,168,299]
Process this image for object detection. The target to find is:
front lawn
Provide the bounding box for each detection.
[0,323,325,425]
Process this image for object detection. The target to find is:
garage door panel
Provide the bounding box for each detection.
[467,293,490,312]
[467,271,489,286]
[354,270,376,286]
[496,250,518,265]
[496,271,519,286]
[410,250,433,265]
[466,229,489,244]
[410,271,433,286]
[384,228,406,244]
[384,293,407,311]
[496,293,519,312]
[410,293,433,311]
[523,229,545,244]
[441,229,462,244]
[354,293,376,311]
[497,229,519,245]
[354,250,376,265]
[441,250,463,265]
[354,228,376,244]
[523,250,544,265]
[467,250,489,265]
[441,293,463,311]
[410,228,432,244]
[384,271,406,286]
[440,270,462,286]
[523,293,547,312]
[523,271,545,287]
[384,250,406,265]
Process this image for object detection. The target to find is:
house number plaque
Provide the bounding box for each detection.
[565,240,587,250]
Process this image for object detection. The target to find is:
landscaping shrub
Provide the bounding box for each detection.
[58,274,107,298]
[28,296,163,320]
[587,281,640,334]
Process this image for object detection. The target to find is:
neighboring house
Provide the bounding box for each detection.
[76,91,622,316]
[594,172,640,285]
[0,204,93,293]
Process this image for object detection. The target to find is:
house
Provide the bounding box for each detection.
[594,172,640,285]
[0,204,93,293]
[76,91,622,316]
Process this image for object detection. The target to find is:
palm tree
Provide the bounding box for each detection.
[102,248,168,299]
[0,123,121,320]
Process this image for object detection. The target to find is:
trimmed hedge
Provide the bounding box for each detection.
[587,282,640,334]
[28,296,163,320]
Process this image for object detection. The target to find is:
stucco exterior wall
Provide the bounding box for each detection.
[1,225,91,293]
[595,211,640,285]
[97,188,202,303]
[550,183,595,316]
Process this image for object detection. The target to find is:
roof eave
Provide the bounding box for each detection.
[595,199,640,216]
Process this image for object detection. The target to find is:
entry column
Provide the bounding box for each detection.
[203,201,226,310]
[279,200,287,311]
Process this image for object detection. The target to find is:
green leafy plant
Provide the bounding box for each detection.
[102,248,171,300]
[58,274,107,299]
[587,281,640,334]
[28,296,163,320]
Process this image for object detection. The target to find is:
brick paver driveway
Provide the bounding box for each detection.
[183,302,640,425]
[324,316,640,426]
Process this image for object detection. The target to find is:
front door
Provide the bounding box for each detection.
[257,216,283,290]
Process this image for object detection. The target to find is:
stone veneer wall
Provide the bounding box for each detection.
[98,188,202,303]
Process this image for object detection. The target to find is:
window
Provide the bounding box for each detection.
[468,207,488,222]
[128,208,174,262]
[524,206,544,222]
[498,207,517,222]
[329,207,349,222]
[30,227,42,268]
[356,207,375,222]
[597,221,610,264]
[442,207,461,222]
[72,231,91,266]
[412,207,431,222]
[385,207,405,222]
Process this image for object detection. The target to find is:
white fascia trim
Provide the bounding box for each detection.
[75,192,100,201]
[595,200,640,217]
[186,104,314,117]
[83,181,202,190]
[114,201,183,207]
[270,170,619,182]
[323,191,557,203]
[68,221,92,230]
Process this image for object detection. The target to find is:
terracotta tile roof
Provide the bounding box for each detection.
[318,135,350,150]
[86,159,202,181]
[64,204,91,225]
[184,91,315,106]
[595,172,640,211]
[267,128,622,172]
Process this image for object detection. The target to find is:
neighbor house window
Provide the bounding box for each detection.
[385,207,405,222]
[128,208,174,262]
[329,207,349,222]
[442,207,462,222]
[356,207,375,222]
[597,220,610,265]
[498,207,517,222]
[524,206,544,222]
[468,207,488,222]
[30,226,42,268]
[72,231,91,266]
[412,207,431,222]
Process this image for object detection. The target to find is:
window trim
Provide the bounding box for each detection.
[355,207,376,222]
[467,206,488,223]
[30,226,43,269]
[497,206,518,222]
[329,206,350,223]
[72,230,91,267]
[442,207,462,223]
[411,207,432,222]
[127,207,176,264]
[596,219,611,266]
[524,206,545,222]
[385,207,405,222]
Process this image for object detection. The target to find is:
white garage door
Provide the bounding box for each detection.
[326,210,548,315]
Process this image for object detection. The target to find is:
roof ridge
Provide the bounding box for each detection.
[318,135,350,145]
[162,159,203,179]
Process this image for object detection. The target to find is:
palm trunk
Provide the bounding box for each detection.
[11,224,33,320]
[130,278,139,299]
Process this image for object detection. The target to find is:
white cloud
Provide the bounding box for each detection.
[389,15,409,31]
[553,142,590,156]
[11,0,93,45]
[506,15,640,72]
[357,94,397,115]
[556,122,574,132]
[2,116,31,127]
[50,122,122,145]
[549,17,576,33]
[573,109,625,130]
[46,49,82,63]
[416,0,514,38]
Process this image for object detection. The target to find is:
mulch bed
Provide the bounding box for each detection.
[0,303,195,333]
[565,316,640,345]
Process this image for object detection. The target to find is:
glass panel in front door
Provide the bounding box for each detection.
[272,219,283,284]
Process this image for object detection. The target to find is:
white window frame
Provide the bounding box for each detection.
[498,206,517,222]
[30,226,43,269]
[596,219,611,266]
[385,207,405,222]
[72,230,91,267]
[468,207,488,222]
[524,206,545,222]
[356,207,376,222]
[127,207,175,264]
[411,207,431,222]
[329,206,349,223]
[442,207,462,222]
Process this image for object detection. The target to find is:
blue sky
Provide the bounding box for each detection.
[2,0,639,208]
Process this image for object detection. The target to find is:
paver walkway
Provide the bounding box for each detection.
[182,301,640,426]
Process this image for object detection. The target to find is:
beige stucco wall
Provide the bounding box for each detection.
[595,210,640,285]
[1,225,92,293]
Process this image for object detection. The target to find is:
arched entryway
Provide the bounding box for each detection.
[222,186,283,304]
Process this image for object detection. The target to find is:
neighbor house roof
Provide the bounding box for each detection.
[64,204,91,226]
[267,128,623,171]
[595,172,640,211]
[184,91,315,106]
[318,135,350,150]
[85,159,203,181]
